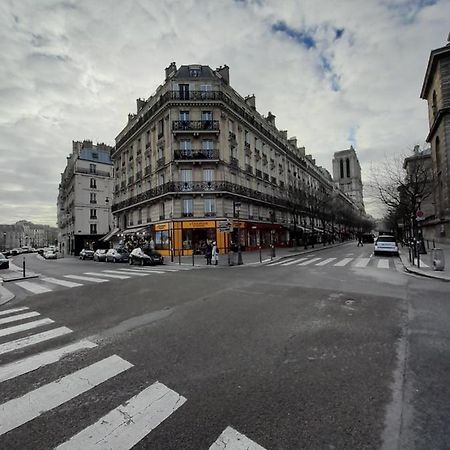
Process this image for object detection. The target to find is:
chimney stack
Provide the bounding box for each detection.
[266,112,276,127]
[165,62,177,80]
[216,65,230,84]
[288,136,297,148]
[136,98,146,112]
[280,130,288,139]
[244,94,256,110]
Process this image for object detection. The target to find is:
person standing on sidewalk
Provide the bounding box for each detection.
[205,241,213,265]
[212,241,219,265]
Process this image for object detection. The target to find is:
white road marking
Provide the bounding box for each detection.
[0,339,97,383]
[64,275,108,283]
[281,258,307,266]
[354,258,370,268]
[41,277,83,288]
[132,267,167,274]
[0,326,72,356]
[0,311,40,326]
[84,271,130,280]
[269,258,296,266]
[315,257,337,266]
[115,269,149,276]
[0,307,29,317]
[334,258,353,267]
[56,381,187,449]
[0,355,132,436]
[0,318,54,338]
[15,281,53,294]
[209,426,266,450]
[377,259,390,269]
[297,257,321,266]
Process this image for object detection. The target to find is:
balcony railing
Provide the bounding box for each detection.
[271,176,277,185]
[136,172,142,181]
[75,167,110,177]
[171,90,222,101]
[156,156,166,169]
[204,212,216,217]
[263,173,269,182]
[144,165,151,176]
[128,176,134,186]
[174,149,219,160]
[120,181,126,190]
[256,169,262,179]
[229,157,239,169]
[172,120,219,132]
[245,164,253,175]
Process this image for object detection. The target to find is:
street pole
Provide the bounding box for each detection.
[234,201,243,265]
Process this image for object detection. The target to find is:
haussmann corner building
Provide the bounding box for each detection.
[110,63,361,256]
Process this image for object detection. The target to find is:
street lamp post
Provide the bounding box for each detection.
[3,232,6,252]
[234,201,243,265]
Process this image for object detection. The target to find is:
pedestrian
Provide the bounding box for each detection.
[357,232,363,247]
[228,240,236,266]
[205,241,213,265]
[149,238,155,251]
[212,241,219,265]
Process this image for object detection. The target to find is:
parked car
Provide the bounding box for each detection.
[0,253,9,269]
[43,249,58,260]
[79,249,95,260]
[37,248,45,256]
[129,247,164,266]
[93,249,108,262]
[105,248,129,263]
[11,248,21,256]
[374,235,399,256]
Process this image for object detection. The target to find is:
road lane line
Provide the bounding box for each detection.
[0,311,40,326]
[115,269,149,276]
[334,258,353,267]
[354,258,370,268]
[0,339,97,383]
[315,257,337,266]
[377,259,390,269]
[0,326,72,356]
[0,307,29,317]
[64,275,109,283]
[269,258,297,266]
[297,257,321,266]
[41,277,83,288]
[0,355,133,436]
[281,258,307,266]
[15,281,53,294]
[209,426,266,450]
[56,381,186,449]
[84,271,130,280]
[0,318,54,338]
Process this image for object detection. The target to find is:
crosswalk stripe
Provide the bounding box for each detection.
[0,307,29,317]
[270,258,297,266]
[315,257,337,266]
[84,271,131,280]
[15,281,53,294]
[115,269,149,276]
[0,311,40,326]
[131,267,167,274]
[41,277,83,288]
[56,381,187,449]
[102,270,139,276]
[281,258,306,266]
[209,426,266,450]
[0,339,97,383]
[65,275,109,283]
[0,326,72,356]
[0,318,54,338]
[354,258,371,268]
[0,354,133,436]
[297,257,321,266]
[377,259,390,269]
[334,257,353,267]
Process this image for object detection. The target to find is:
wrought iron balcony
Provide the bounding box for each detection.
[256,169,262,179]
[136,172,142,181]
[75,167,110,177]
[263,173,269,181]
[229,157,239,169]
[271,176,277,185]
[144,165,151,177]
[128,176,134,186]
[170,90,221,101]
[204,212,216,217]
[156,156,166,169]
[245,164,253,175]
[174,149,219,161]
[172,120,220,132]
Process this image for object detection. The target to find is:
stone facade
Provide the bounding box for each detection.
[420,39,450,243]
[0,221,57,251]
[332,146,365,213]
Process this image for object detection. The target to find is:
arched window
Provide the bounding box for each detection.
[432,90,437,117]
[346,158,350,178]
[340,159,344,178]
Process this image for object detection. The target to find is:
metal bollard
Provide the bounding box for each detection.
[22,257,26,278]
[259,246,262,263]
[178,252,181,265]
[192,251,195,266]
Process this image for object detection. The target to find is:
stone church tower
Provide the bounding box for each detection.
[332,146,365,213]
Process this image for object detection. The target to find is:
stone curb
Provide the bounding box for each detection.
[0,280,15,306]
[398,252,450,282]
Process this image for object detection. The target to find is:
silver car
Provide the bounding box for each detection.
[106,248,129,263]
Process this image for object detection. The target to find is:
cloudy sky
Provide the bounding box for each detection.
[0,0,448,225]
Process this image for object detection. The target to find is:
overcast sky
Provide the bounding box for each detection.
[0,0,448,225]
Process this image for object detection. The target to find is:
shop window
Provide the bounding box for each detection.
[182,228,216,253]
[155,230,169,250]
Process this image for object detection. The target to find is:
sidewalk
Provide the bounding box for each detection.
[166,241,349,267]
[0,262,39,282]
[398,242,450,282]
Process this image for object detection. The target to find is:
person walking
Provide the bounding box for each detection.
[357,232,364,247]
[205,241,213,265]
[212,241,219,266]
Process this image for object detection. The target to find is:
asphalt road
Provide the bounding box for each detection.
[0,243,449,449]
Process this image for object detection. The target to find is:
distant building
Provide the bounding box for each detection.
[0,221,57,251]
[57,140,113,255]
[420,36,450,243]
[332,146,365,213]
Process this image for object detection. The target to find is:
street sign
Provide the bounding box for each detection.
[416,210,425,221]
[218,220,232,232]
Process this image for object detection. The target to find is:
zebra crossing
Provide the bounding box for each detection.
[269,254,403,272]
[9,265,197,297]
[0,306,267,449]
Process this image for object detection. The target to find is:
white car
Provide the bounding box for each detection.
[374,235,399,256]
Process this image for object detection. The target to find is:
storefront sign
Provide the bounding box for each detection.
[182,220,216,229]
[154,223,169,231]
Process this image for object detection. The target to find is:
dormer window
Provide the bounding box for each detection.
[189,68,201,77]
